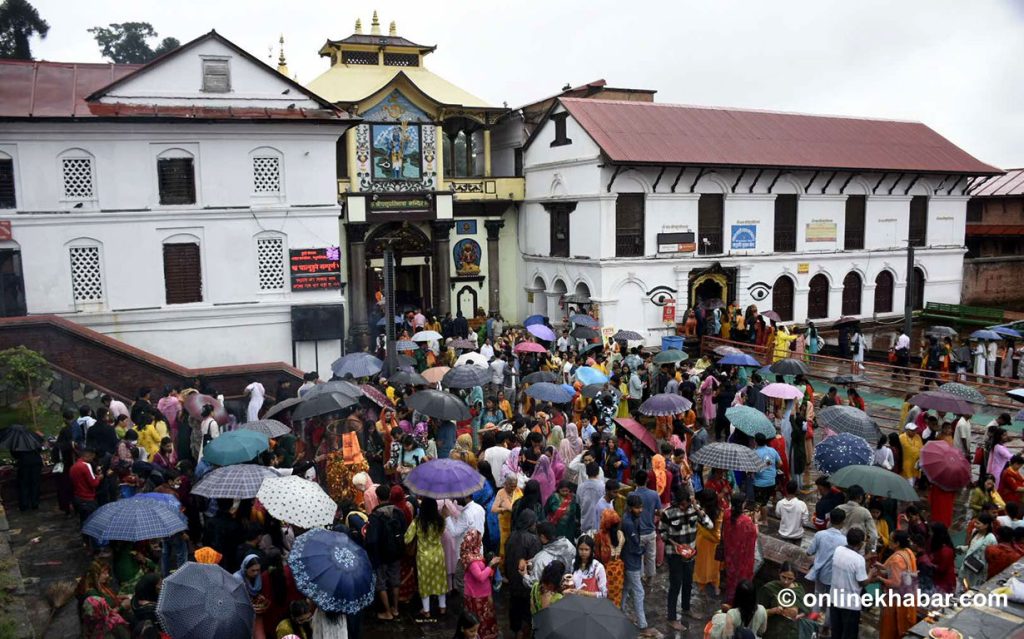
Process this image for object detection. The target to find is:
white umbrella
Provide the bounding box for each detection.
[412,330,443,342]
[256,475,337,529]
[456,352,490,368]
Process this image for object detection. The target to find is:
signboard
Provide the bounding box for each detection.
[369,193,431,213]
[806,220,837,242]
[797,263,810,274]
[290,247,342,291]
[0,221,10,241]
[662,301,676,324]
[657,232,696,254]
[730,224,756,249]
[291,304,345,341]
[601,326,616,340]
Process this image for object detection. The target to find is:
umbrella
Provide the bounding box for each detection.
[407,389,472,421]
[713,345,744,356]
[237,419,291,439]
[828,374,867,385]
[405,458,486,499]
[760,383,804,400]
[330,352,383,379]
[908,391,974,415]
[83,496,187,542]
[524,314,546,327]
[926,326,958,338]
[829,464,919,501]
[514,341,547,355]
[992,326,1023,339]
[761,310,782,322]
[0,424,43,452]
[581,383,616,399]
[134,492,181,509]
[560,384,576,397]
[202,430,270,466]
[442,365,492,389]
[264,396,303,419]
[191,464,278,499]
[725,406,776,438]
[970,329,1003,341]
[575,367,609,386]
[639,393,693,416]
[756,365,774,377]
[814,433,873,474]
[691,442,767,472]
[613,417,658,453]
[938,382,986,405]
[455,352,490,367]
[570,327,600,340]
[700,298,725,309]
[570,314,600,328]
[1009,389,1024,404]
[770,358,809,375]
[653,349,688,365]
[157,563,254,639]
[412,330,443,342]
[449,338,477,350]
[528,323,556,341]
[394,340,419,352]
[183,393,229,425]
[389,370,429,387]
[525,382,575,404]
[257,475,337,529]
[612,330,644,342]
[816,406,882,441]
[718,353,761,367]
[291,392,358,422]
[420,367,450,385]
[288,529,375,613]
[534,592,637,639]
[920,440,972,491]
[833,316,859,326]
[359,384,394,409]
[376,316,404,326]
[523,371,558,384]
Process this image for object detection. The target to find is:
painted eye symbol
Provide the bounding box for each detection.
[647,285,676,307]
[748,282,771,302]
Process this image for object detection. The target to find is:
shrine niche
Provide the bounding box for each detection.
[453,238,481,276]
[365,221,432,258]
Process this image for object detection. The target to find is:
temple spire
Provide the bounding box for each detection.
[276,34,289,76]
[370,11,381,35]
[389,20,397,36]
[354,18,362,34]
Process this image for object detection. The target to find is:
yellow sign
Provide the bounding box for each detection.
[806,221,837,242]
[797,263,810,274]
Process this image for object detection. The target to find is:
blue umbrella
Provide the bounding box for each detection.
[376,315,404,326]
[202,430,270,466]
[524,314,545,327]
[814,433,873,475]
[331,352,383,379]
[718,353,761,367]
[560,383,576,396]
[157,563,254,639]
[528,323,557,341]
[134,492,181,509]
[971,329,1003,341]
[288,529,376,613]
[725,406,776,438]
[992,326,1023,339]
[525,382,574,404]
[575,366,609,386]
[83,496,187,542]
[571,314,600,328]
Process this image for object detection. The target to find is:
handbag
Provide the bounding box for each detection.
[896,550,919,595]
[963,551,986,575]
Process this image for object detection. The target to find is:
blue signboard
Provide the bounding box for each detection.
[731,224,757,249]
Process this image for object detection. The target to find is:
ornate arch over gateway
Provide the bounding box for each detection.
[365,221,432,258]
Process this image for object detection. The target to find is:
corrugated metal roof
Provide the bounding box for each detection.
[965,224,1024,237]
[970,168,1024,197]
[0,60,141,118]
[559,98,1001,175]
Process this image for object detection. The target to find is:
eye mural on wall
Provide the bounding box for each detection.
[646,285,677,306]
[747,281,772,302]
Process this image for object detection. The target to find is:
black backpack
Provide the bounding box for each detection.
[377,509,406,562]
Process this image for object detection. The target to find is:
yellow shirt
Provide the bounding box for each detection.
[138,423,165,457]
[899,432,923,479]
[875,518,890,548]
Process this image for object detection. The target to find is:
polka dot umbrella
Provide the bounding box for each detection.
[814,432,873,475]
[256,475,337,529]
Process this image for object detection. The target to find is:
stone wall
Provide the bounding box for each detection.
[961,256,1024,310]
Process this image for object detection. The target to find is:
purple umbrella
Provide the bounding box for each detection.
[908,390,974,415]
[527,323,556,341]
[639,393,693,416]
[405,458,485,499]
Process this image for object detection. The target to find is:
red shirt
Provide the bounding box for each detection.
[1000,467,1024,504]
[70,458,102,501]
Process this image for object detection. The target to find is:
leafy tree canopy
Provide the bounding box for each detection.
[88,21,179,64]
[0,0,49,60]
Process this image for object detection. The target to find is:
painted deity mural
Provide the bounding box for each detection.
[356,90,437,192]
[453,238,482,276]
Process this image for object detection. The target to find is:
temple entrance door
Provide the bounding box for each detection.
[0,248,26,317]
[694,280,723,306]
[395,264,427,314]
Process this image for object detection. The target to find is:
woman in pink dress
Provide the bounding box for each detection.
[700,375,720,425]
[533,455,557,503]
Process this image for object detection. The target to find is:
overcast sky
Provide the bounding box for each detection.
[26,0,1024,168]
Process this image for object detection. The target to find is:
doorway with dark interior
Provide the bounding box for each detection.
[0,248,26,317]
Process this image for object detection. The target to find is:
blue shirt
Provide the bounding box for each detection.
[619,510,645,572]
[633,487,661,535]
[435,421,456,459]
[753,445,782,488]
[805,527,847,585]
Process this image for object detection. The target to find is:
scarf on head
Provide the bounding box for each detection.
[389,485,413,524]
[460,528,484,568]
[194,547,223,565]
[652,454,668,496]
[234,554,263,597]
[594,508,621,564]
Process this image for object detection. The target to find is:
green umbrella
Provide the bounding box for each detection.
[829,464,919,501]
[725,406,775,438]
[653,350,688,365]
[202,430,270,466]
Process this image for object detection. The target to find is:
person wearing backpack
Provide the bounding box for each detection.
[366,484,406,620]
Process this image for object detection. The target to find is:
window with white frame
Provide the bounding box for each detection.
[256,237,286,290]
[61,155,95,200]
[68,245,103,303]
[252,155,282,194]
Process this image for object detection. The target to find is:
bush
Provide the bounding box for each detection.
[0,346,52,429]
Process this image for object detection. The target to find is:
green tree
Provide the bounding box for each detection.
[0,346,51,427]
[0,0,49,60]
[88,22,179,64]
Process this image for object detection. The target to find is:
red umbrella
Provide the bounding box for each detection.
[183,393,229,425]
[514,341,547,354]
[920,440,971,490]
[613,417,658,453]
[359,384,394,410]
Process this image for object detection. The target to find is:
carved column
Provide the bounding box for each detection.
[347,222,370,349]
[485,219,504,316]
[430,220,454,315]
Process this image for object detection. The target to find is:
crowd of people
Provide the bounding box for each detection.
[12,307,1024,639]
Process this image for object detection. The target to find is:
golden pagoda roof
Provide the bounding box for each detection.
[307,63,491,109]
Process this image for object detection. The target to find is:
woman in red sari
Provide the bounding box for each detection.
[722,494,756,603]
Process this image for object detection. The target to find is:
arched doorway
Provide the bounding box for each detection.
[842,272,862,316]
[365,222,433,317]
[552,279,568,324]
[912,267,925,310]
[532,276,548,317]
[694,279,723,306]
[874,271,894,314]
[808,274,829,320]
[771,276,794,322]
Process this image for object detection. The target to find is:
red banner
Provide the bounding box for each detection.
[662,302,676,324]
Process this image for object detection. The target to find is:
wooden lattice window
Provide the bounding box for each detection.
[252,156,281,194]
[842,272,862,315]
[697,194,724,255]
[157,157,196,205]
[0,159,14,208]
[163,243,203,304]
[909,196,928,247]
[615,193,645,257]
[774,194,798,252]
[383,53,418,67]
[844,195,866,250]
[874,271,894,314]
[342,51,377,65]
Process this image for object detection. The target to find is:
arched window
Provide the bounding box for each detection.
[255,232,287,291]
[163,233,203,304]
[874,271,894,314]
[66,238,104,305]
[912,267,926,310]
[532,276,547,317]
[841,272,862,316]
[156,148,196,205]
[771,276,794,322]
[58,148,96,202]
[250,147,283,196]
[575,282,591,300]
[807,274,829,319]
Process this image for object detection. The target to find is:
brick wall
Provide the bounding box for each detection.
[961,257,1024,311]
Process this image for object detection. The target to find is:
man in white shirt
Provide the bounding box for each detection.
[953,413,973,459]
[893,331,911,381]
[828,527,873,639]
[556,331,570,354]
[775,480,809,545]
[482,432,512,485]
[488,354,506,396]
[561,354,575,384]
[479,339,495,361]
[987,339,999,377]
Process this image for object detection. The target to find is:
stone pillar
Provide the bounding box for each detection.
[347,222,370,349]
[485,219,504,315]
[483,129,492,177]
[431,220,454,315]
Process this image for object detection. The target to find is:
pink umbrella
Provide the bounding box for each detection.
[183,393,229,425]
[920,439,972,490]
[514,341,547,354]
[421,366,450,385]
[759,383,804,400]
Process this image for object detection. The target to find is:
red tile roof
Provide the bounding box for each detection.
[0,60,141,118]
[559,98,1001,175]
[969,168,1024,197]
[965,224,1024,237]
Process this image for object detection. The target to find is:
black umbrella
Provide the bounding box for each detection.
[291,392,358,421]
[407,389,472,421]
[534,594,637,639]
[264,396,303,419]
[570,327,600,340]
[0,424,43,452]
[442,365,492,389]
[157,562,254,639]
[522,371,558,384]
[828,374,867,385]
[330,352,383,379]
[306,380,362,399]
[769,358,809,376]
[582,383,619,400]
[389,370,429,387]
[833,316,860,326]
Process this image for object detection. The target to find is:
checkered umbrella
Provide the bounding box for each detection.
[157,563,254,639]
[937,382,986,405]
[237,419,291,439]
[639,393,693,417]
[191,464,278,499]
[815,406,882,441]
[814,433,873,475]
[331,352,383,379]
[257,475,337,529]
[442,365,492,389]
[83,496,187,542]
[691,442,767,472]
[725,406,775,438]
